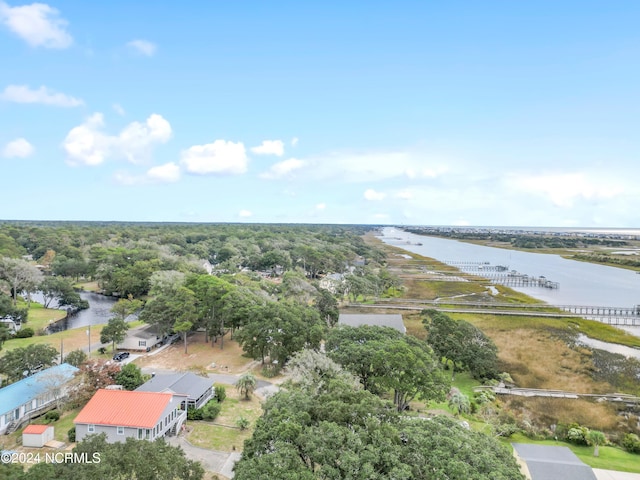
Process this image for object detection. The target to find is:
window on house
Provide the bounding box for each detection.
[117,426,124,435]
[138,428,143,439]
[145,429,150,439]
[88,424,95,433]
[139,340,146,347]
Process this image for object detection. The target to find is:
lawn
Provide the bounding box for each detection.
[186,383,264,452]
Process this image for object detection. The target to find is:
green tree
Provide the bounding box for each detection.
[587,430,607,457]
[110,294,143,321]
[236,301,324,367]
[64,349,88,367]
[0,257,43,306]
[313,289,339,327]
[235,370,523,480]
[115,363,145,390]
[0,343,59,382]
[23,433,204,480]
[448,388,471,416]
[422,310,499,380]
[0,322,11,350]
[236,372,257,400]
[100,317,129,352]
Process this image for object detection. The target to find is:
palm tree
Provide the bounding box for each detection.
[236,372,257,400]
[587,430,606,457]
[447,389,470,416]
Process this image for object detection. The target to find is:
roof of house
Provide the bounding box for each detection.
[135,372,212,400]
[338,314,406,334]
[23,424,51,434]
[127,324,161,340]
[512,443,597,480]
[74,390,186,428]
[0,364,79,415]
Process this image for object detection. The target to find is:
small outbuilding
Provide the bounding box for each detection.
[22,424,54,447]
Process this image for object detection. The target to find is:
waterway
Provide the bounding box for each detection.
[379,226,640,343]
[33,291,118,332]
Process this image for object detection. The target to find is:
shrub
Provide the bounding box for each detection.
[236,416,250,430]
[44,410,60,422]
[214,385,226,403]
[187,407,203,421]
[566,424,589,446]
[15,327,34,338]
[97,347,107,355]
[202,401,222,421]
[622,433,640,454]
[68,427,76,442]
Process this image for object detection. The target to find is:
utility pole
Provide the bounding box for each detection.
[60,338,64,365]
[86,324,91,357]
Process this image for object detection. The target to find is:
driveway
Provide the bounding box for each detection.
[167,435,240,479]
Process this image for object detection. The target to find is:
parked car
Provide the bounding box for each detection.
[112,352,130,362]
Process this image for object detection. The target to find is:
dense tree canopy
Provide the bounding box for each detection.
[0,343,59,383]
[235,353,524,480]
[7,433,204,480]
[326,325,449,410]
[422,310,499,380]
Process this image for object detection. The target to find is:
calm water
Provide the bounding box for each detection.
[380,227,640,344]
[380,227,640,308]
[34,291,118,332]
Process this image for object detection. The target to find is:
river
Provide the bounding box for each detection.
[378,226,640,341]
[34,291,118,332]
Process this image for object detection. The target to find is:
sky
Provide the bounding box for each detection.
[1,1,640,226]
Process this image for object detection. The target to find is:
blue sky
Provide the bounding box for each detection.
[1,1,639,226]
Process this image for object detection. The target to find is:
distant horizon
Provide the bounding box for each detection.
[2,2,639,226]
[1,218,639,235]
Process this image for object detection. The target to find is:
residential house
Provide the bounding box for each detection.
[0,363,79,434]
[338,313,406,334]
[117,324,164,352]
[319,273,345,294]
[0,316,20,333]
[74,389,188,443]
[135,372,214,410]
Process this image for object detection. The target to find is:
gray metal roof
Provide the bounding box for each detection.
[512,443,597,480]
[338,314,406,334]
[135,372,213,400]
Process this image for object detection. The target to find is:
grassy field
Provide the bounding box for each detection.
[186,383,264,452]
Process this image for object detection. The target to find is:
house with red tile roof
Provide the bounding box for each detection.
[74,389,188,443]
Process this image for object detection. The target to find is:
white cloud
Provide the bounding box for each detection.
[364,188,386,201]
[396,190,412,200]
[63,112,172,166]
[147,162,180,183]
[239,209,252,218]
[2,137,34,158]
[113,103,125,116]
[260,158,305,179]
[180,140,247,175]
[0,1,72,48]
[507,172,624,208]
[127,39,157,56]
[251,140,284,156]
[316,203,326,210]
[1,84,83,107]
[291,137,299,147]
[296,150,450,183]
